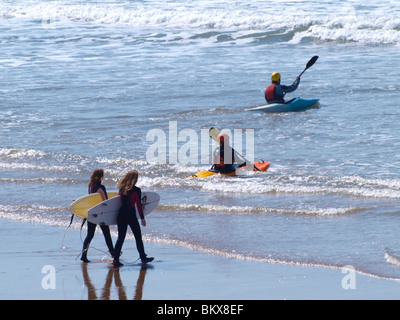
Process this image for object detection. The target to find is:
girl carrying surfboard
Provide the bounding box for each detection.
[81,169,115,263]
[113,170,154,267]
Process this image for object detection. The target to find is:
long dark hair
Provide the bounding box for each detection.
[118,170,139,196]
[88,169,104,187]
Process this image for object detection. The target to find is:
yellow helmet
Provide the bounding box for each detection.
[271,72,281,83]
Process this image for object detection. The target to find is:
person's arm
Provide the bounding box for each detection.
[98,185,108,201]
[212,147,220,165]
[232,147,246,166]
[280,76,300,94]
[131,189,146,226]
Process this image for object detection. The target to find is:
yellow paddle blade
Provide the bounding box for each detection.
[185,170,218,178]
[209,127,220,142]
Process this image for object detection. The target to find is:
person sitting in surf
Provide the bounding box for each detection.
[265,72,301,104]
[211,133,246,174]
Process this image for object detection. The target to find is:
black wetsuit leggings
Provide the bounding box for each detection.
[82,221,114,254]
[114,213,146,260]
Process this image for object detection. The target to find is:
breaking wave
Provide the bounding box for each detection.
[157,203,363,216]
[2,147,400,199]
[1,1,400,45]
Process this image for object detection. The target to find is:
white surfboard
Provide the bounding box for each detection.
[87,192,160,225]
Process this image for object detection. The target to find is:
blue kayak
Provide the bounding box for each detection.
[246,98,319,113]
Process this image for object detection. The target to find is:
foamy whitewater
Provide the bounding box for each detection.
[1,0,400,281]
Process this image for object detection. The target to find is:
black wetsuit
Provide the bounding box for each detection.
[82,184,114,256]
[212,145,246,173]
[114,186,147,261]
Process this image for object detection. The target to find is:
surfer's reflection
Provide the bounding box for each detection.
[81,263,151,300]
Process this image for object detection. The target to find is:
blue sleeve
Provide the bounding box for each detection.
[280,77,300,93]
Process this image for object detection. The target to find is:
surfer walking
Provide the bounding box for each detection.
[113,170,154,267]
[81,169,115,263]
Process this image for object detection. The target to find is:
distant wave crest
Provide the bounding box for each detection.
[1,2,400,44]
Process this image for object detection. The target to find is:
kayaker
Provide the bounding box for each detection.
[265,72,300,104]
[211,133,246,174]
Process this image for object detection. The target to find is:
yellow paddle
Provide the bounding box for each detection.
[185,170,219,179]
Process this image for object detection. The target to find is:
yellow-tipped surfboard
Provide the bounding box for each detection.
[69,191,118,219]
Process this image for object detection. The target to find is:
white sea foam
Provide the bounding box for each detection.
[1,1,400,44]
[0,204,68,225]
[157,203,363,216]
[2,146,400,199]
[384,249,400,267]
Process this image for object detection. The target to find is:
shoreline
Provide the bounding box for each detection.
[1,219,400,300]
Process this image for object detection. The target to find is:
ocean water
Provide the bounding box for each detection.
[1,0,400,281]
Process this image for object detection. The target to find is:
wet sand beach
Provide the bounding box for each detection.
[1,219,399,301]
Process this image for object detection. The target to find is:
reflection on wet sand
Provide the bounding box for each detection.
[81,263,151,300]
